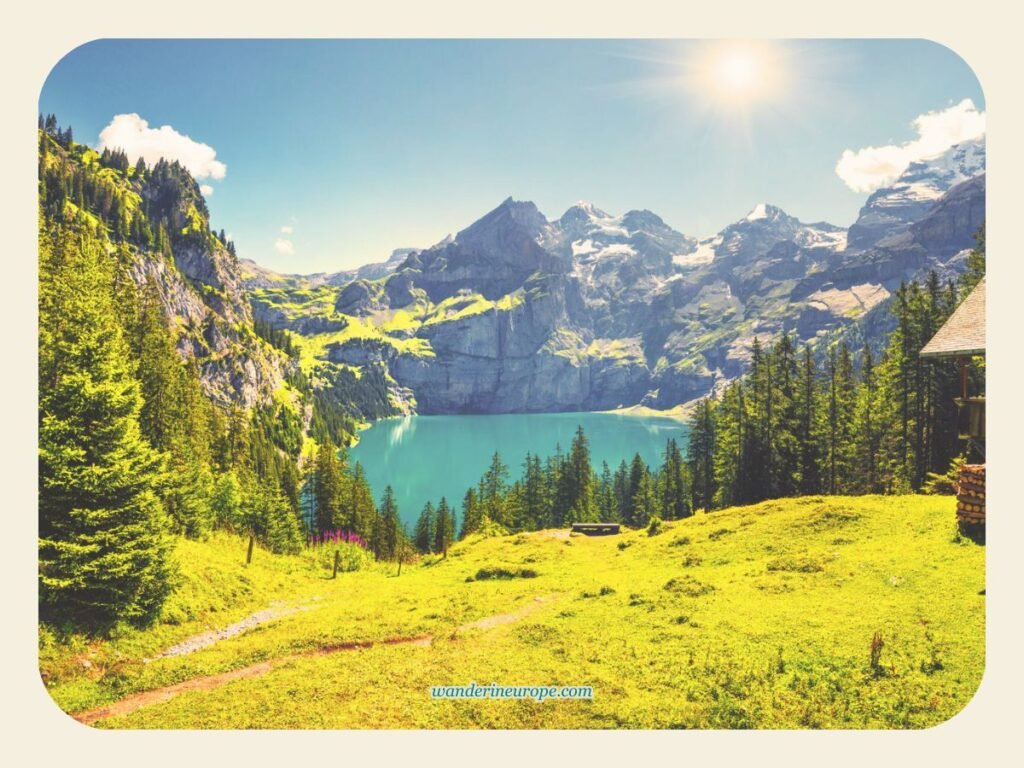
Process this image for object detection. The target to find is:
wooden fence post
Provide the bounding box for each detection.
[332,550,341,579]
[246,535,255,566]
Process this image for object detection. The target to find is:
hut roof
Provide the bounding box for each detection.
[920,278,986,358]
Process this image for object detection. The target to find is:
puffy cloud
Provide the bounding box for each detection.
[97,113,227,180]
[200,184,214,197]
[835,99,986,193]
[280,224,294,235]
[274,238,295,256]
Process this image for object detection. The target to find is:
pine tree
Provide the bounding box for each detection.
[481,451,508,526]
[248,481,303,554]
[713,381,745,508]
[375,486,401,560]
[624,453,648,527]
[630,465,657,527]
[39,223,175,627]
[134,285,214,538]
[687,399,716,512]
[522,453,546,530]
[796,346,822,494]
[460,486,482,539]
[413,501,436,553]
[435,497,455,557]
[771,334,801,497]
[852,346,882,493]
[822,343,857,494]
[658,437,690,519]
[349,462,378,542]
[313,442,344,533]
[613,460,630,522]
[563,426,597,523]
[211,471,244,532]
[597,461,616,522]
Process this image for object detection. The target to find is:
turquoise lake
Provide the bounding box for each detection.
[348,412,689,528]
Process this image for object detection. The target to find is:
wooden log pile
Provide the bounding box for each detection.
[956,464,986,526]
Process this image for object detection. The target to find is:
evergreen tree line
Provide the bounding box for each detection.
[37,121,317,628]
[403,427,693,549]
[38,119,237,257]
[686,234,985,510]
[308,444,388,558]
[39,211,313,627]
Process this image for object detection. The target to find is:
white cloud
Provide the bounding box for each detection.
[200,184,214,197]
[280,224,294,235]
[97,113,227,180]
[835,99,986,193]
[274,239,295,256]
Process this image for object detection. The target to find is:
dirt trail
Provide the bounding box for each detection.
[73,594,558,726]
[155,603,311,660]
[457,595,553,632]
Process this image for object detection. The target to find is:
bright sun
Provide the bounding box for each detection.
[715,49,759,94]
[692,41,786,108]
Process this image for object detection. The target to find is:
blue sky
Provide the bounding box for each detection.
[40,39,985,273]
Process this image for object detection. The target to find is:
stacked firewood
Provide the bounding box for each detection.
[956,464,986,526]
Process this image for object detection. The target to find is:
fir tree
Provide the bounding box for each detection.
[313,442,344,533]
[687,400,716,513]
[460,486,482,539]
[435,497,455,557]
[563,426,597,523]
[413,501,436,553]
[39,223,175,627]
[375,485,401,560]
[658,437,690,519]
[481,451,508,526]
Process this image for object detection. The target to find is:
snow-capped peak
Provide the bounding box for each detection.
[566,200,612,220]
[746,203,770,221]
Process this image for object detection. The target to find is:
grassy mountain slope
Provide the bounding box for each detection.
[42,495,983,729]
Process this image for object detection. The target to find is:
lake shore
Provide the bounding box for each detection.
[596,402,695,422]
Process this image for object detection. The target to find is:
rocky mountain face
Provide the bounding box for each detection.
[87,157,289,409]
[845,138,985,251]
[245,139,985,415]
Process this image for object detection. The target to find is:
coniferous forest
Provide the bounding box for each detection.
[37,118,374,628]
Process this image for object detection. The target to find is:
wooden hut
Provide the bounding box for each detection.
[920,278,985,528]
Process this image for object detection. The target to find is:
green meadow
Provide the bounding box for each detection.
[40,494,984,729]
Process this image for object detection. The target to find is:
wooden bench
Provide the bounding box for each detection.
[570,523,621,536]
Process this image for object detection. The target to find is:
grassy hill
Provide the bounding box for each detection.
[40,495,984,729]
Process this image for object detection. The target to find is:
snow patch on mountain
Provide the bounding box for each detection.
[674,237,719,267]
[746,203,769,221]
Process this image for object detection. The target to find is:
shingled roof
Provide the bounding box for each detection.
[920,278,986,358]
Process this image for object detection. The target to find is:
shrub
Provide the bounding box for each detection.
[307,530,372,573]
[767,556,824,573]
[922,455,965,495]
[468,566,538,582]
[664,576,715,597]
[647,517,664,536]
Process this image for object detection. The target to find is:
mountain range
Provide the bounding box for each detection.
[240,137,985,416]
